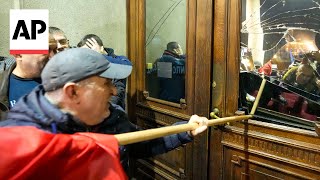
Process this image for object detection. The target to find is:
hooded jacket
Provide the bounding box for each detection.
[157,50,185,103]
[0,85,193,173]
[0,57,16,119]
[104,48,132,110]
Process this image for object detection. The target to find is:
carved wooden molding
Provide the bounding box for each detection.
[230,154,317,179]
[136,167,175,180]
[315,122,320,137]
[225,125,320,150]
[137,159,185,179]
[142,91,187,109]
[223,131,320,171]
[231,155,241,166]
[137,103,190,120]
[136,106,186,126]
[245,119,318,137]
[149,159,185,177]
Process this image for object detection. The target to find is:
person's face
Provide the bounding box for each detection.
[18,54,50,78]
[311,50,320,62]
[296,68,313,85]
[174,45,183,55]
[52,33,69,52]
[75,76,117,125]
[80,38,104,53]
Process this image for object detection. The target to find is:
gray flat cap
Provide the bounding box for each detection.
[41,48,132,91]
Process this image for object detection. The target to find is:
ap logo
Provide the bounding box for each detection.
[10,9,48,54]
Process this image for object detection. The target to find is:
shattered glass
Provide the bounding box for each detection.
[240,0,320,128]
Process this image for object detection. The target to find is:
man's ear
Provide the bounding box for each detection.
[12,54,22,59]
[62,83,80,102]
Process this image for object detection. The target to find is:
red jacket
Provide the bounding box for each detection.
[258,60,272,76]
[0,126,127,180]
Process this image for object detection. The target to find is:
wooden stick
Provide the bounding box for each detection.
[115,77,266,146]
[115,115,253,145]
[250,78,266,115]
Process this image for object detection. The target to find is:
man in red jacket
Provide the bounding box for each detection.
[0,48,208,177]
[0,126,126,180]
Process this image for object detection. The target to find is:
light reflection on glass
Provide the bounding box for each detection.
[240,0,320,126]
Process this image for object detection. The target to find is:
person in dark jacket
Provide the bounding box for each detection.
[77,34,132,110]
[0,35,57,120]
[282,63,320,95]
[0,48,208,175]
[155,41,186,103]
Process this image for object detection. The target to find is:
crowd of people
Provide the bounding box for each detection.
[241,48,320,96]
[240,48,320,121]
[0,27,209,178]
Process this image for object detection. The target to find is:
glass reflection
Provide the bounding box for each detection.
[240,72,320,117]
[145,0,186,104]
[240,0,320,125]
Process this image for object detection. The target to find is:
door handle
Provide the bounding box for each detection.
[210,108,232,126]
[210,108,220,119]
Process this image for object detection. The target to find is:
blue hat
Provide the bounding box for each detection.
[41,48,132,91]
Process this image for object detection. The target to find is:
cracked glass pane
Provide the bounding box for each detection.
[240,0,320,128]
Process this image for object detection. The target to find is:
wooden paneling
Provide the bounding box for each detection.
[210,0,241,178]
[133,104,198,179]
[128,0,320,179]
[209,0,320,179]
[127,0,140,123]
[225,149,317,180]
[189,0,212,178]
[225,0,240,116]
[135,159,182,179]
[210,0,228,178]
[127,0,212,179]
[222,121,320,179]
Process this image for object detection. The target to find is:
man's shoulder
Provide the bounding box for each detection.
[158,55,185,66]
[0,57,16,77]
[0,57,16,68]
[0,57,16,111]
[159,54,183,61]
[110,103,126,115]
[103,54,132,66]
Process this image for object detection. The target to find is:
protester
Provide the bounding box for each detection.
[0,126,126,180]
[0,35,57,119]
[282,63,320,94]
[77,34,132,110]
[155,41,186,103]
[49,26,70,52]
[0,48,208,175]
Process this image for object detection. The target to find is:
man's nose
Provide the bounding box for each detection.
[57,42,63,48]
[56,42,65,52]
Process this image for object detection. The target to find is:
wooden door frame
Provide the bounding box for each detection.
[127,0,213,179]
[209,1,320,179]
[209,0,241,179]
